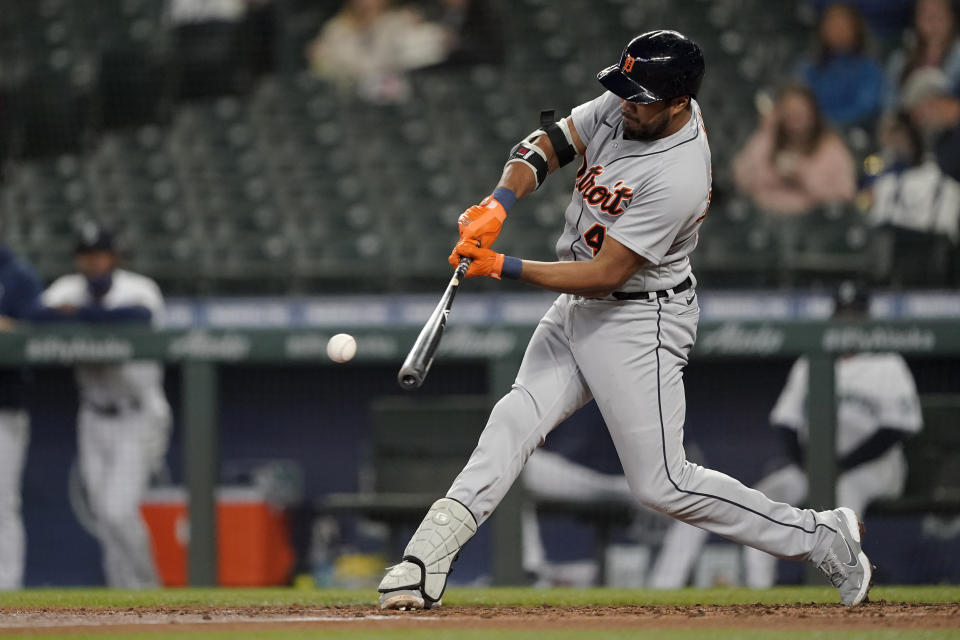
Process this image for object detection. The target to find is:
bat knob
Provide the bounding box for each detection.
[398,371,422,390]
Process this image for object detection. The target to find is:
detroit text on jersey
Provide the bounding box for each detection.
[575,160,635,216]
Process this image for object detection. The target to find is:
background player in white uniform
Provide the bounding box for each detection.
[649,285,923,589]
[521,447,635,585]
[0,236,44,590]
[34,224,170,588]
[378,30,871,610]
[522,420,707,585]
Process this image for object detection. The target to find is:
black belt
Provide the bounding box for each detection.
[612,276,693,301]
[84,398,142,416]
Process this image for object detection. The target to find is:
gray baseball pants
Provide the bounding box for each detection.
[447,292,839,565]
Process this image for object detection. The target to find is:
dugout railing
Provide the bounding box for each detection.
[2,319,959,586]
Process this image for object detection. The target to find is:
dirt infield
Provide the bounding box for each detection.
[0,602,958,634]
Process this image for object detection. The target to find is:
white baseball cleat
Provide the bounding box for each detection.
[378,562,434,610]
[377,498,477,611]
[379,588,428,611]
[816,507,873,606]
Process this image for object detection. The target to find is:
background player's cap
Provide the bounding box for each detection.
[597,30,705,104]
[75,221,116,254]
[833,281,870,318]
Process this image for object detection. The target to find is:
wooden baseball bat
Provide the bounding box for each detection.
[397,257,471,390]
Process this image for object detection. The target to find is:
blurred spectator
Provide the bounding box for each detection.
[811,0,913,44]
[903,70,960,182]
[866,112,960,285]
[168,0,275,99]
[884,0,960,111]
[733,84,857,216]
[868,112,960,241]
[32,224,171,588]
[930,98,960,181]
[305,0,448,103]
[422,0,505,70]
[240,0,280,77]
[797,3,886,128]
[0,233,44,590]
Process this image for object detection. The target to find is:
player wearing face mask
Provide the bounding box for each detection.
[31,223,171,588]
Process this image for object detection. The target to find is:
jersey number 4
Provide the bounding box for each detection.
[583,223,606,256]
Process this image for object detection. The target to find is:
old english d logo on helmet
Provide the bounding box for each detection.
[598,30,705,104]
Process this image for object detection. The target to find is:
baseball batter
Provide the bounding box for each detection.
[34,224,170,588]
[378,30,871,609]
[649,286,923,589]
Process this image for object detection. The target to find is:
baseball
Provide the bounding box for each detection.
[327,333,357,363]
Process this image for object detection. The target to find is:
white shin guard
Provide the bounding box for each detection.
[379,497,478,603]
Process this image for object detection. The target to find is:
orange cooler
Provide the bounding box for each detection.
[141,486,295,586]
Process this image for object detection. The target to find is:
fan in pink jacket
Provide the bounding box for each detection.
[733,84,857,216]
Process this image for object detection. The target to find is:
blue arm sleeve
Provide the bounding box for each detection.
[2,267,44,321]
[837,428,907,472]
[28,304,153,324]
[75,305,153,323]
[26,306,76,323]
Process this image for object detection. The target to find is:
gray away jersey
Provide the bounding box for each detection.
[560,92,712,292]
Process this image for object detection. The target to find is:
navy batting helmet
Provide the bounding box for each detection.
[598,30,705,104]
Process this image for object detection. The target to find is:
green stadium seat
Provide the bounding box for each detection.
[315,396,491,557]
[0,0,883,293]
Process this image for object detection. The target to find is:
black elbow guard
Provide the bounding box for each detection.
[539,109,576,167]
[505,109,577,189]
[507,140,549,188]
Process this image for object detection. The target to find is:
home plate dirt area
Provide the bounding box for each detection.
[0,602,957,634]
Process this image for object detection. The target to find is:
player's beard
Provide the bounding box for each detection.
[622,109,672,141]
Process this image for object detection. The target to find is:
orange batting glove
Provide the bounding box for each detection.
[448,240,506,279]
[458,195,508,249]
